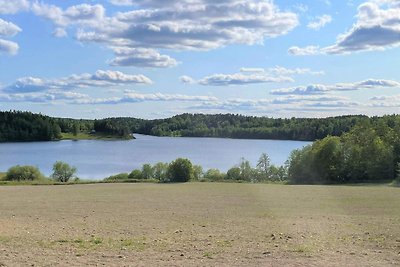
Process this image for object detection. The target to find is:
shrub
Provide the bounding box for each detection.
[6,165,44,181]
[192,165,204,181]
[167,158,193,183]
[204,169,225,181]
[128,169,143,179]
[152,162,168,182]
[226,167,241,180]
[105,173,129,181]
[51,161,77,182]
[141,164,154,179]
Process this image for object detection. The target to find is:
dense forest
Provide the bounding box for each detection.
[2,110,400,143]
[287,117,400,184]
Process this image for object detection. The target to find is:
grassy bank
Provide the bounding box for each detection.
[60,132,133,141]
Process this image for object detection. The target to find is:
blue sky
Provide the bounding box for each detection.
[0,0,399,119]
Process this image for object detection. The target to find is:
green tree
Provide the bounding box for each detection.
[51,161,77,182]
[239,158,253,182]
[257,153,271,181]
[192,165,203,181]
[129,169,143,179]
[152,162,168,182]
[72,123,79,136]
[141,164,154,179]
[167,158,193,183]
[226,167,241,180]
[204,169,225,181]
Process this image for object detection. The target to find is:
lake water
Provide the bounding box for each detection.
[0,134,311,179]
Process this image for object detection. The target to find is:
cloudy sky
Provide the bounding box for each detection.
[0,0,399,119]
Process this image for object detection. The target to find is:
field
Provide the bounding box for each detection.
[0,183,399,266]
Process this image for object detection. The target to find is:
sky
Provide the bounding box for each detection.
[0,0,399,119]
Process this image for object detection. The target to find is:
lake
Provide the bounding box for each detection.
[0,134,311,179]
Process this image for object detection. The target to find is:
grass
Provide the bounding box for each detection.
[60,132,133,141]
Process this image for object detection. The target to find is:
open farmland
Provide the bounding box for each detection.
[0,183,399,266]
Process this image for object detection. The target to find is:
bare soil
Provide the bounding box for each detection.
[0,183,399,266]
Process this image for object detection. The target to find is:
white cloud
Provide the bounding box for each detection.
[32,3,106,27]
[2,70,153,93]
[0,91,89,103]
[179,75,195,84]
[288,45,322,56]
[369,94,400,107]
[183,66,324,86]
[271,95,349,104]
[109,47,178,68]
[74,92,218,104]
[198,73,293,86]
[38,1,298,68]
[271,79,400,95]
[53,28,67,38]
[268,66,325,76]
[291,1,400,55]
[0,19,22,56]
[0,39,19,55]
[307,15,332,30]
[0,0,29,14]
[0,19,22,36]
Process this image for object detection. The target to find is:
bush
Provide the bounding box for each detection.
[192,165,204,181]
[105,173,129,181]
[204,169,225,181]
[6,165,44,181]
[226,167,241,180]
[167,158,193,183]
[51,161,77,182]
[141,164,154,179]
[128,169,143,179]
[152,162,168,182]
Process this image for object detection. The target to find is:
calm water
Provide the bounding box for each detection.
[0,134,310,179]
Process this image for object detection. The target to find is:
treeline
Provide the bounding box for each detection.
[3,110,400,144]
[0,111,62,142]
[106,154,287,183]
[133,113,369,140]
[287,117,400,184]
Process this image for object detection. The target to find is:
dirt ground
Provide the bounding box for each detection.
[0,183,399,266]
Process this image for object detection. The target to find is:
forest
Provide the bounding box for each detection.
[1,110,400,143]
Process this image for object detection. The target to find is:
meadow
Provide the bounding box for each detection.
[0,183,399,266]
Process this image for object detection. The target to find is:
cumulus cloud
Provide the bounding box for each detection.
[271,79,400,95]
[369,94,400,107]
[182,66,324,86]
[36,1,298,67]
[0,18,22,56]
[271,95,349,104]
[288,45,322,56]
[307,15,332,30]
[0,19,22,36]
[180,75,196,84]
[74,92,218,104]
[189,94,359,112]
[291,1,400,55]
[0,0,29,14]
[31,3,106,27]
[198,73,293,86]
[2,70,153,93]
[0,91,89,103]
[53,28,67,38]
[0,39,19,55]
[109,47,178,68]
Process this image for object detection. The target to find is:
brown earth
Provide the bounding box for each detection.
[0,183,399,266]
